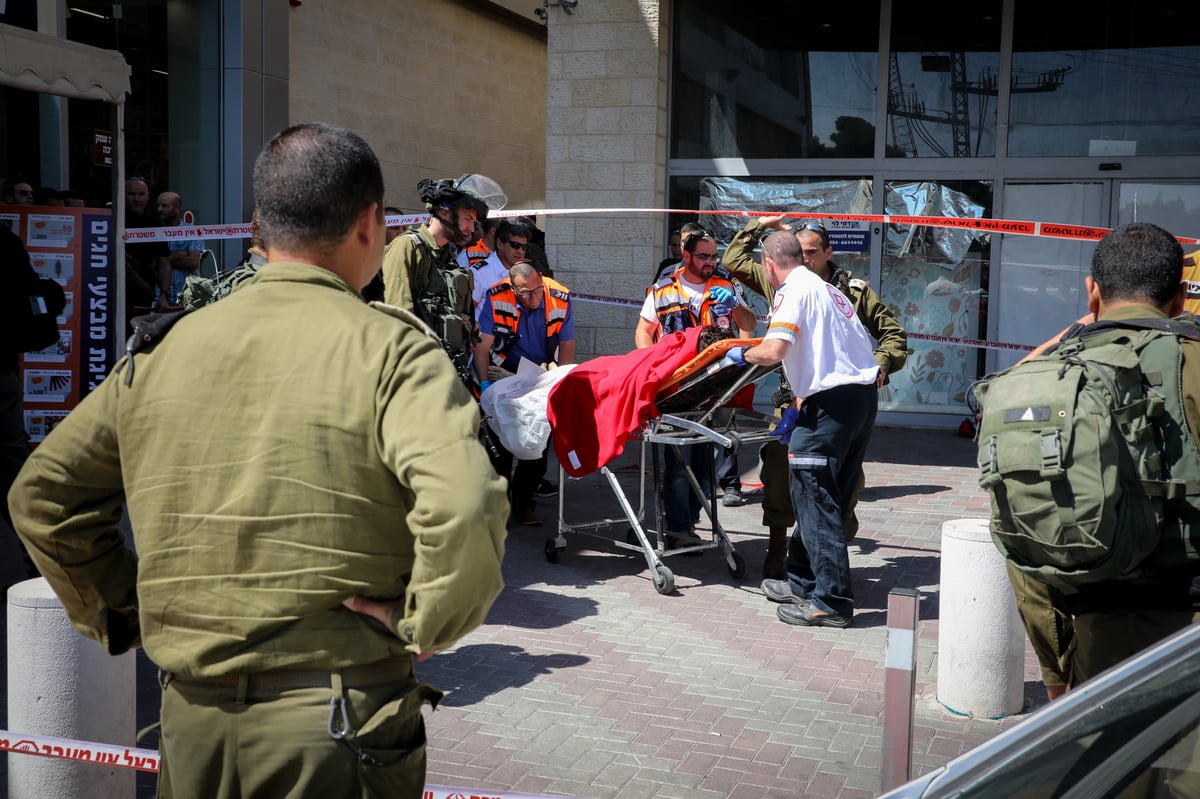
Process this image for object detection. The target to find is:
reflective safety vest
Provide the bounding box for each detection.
[487,277,571,367]
[648,265,739,336]
[1184,249,1200,318]
[463,238,492,268]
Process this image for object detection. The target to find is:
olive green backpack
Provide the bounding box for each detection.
[972,318,1200,589]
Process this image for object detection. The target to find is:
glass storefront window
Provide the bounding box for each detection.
[886,0,1001,158]
[66,0,220,225]
[670,3,880,159]
[880,180,992,413]
[1009,3,1200,157]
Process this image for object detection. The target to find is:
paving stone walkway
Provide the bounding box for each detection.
[1,424,1048,798]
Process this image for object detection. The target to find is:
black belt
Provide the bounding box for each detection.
[170,657,413,691]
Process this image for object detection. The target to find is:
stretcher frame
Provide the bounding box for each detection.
[544,339,782,594]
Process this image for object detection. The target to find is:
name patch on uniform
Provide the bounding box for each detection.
[1003,406,1051,423]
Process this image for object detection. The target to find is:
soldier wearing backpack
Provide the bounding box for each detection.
[976,222,1200,689]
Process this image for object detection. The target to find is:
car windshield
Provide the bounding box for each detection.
[955,652,1200,798]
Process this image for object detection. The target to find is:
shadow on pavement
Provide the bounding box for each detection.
[418,643,589,707]
[859,483,953,501]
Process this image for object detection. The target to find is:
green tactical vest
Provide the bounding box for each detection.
[408,231,474,352]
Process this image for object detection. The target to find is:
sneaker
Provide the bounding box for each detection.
[532,480,558,498]
[776,603,851,628]
[512,509,542,527]
[721,489,744,507]
[760,578,806,605]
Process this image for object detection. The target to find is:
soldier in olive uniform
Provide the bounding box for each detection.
[8,123,508,798]
[381,176,492,386]
[723,214,909,579]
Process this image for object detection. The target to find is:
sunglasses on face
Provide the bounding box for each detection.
[502,240,528,251]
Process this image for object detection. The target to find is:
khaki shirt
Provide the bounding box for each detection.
[722,220,910,376]
[9,262,507,676]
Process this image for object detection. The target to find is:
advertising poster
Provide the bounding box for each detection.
[3,206,117,443]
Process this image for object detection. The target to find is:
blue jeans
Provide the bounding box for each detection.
[660,444,714,533]
[785,382,878,619]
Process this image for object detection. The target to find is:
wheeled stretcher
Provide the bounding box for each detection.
[544,337,782,594]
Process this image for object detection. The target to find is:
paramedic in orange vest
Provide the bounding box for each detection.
[474,262,576,527]
[635,230,756,546]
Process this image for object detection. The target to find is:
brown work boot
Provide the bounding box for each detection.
[762,525,787,580]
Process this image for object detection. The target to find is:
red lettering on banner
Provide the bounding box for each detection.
[1039,223,1109,241]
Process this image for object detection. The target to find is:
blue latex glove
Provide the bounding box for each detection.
[709,285,734,306]
[774,406,800,442]
[721,346,747,367]
[479,380,493,394]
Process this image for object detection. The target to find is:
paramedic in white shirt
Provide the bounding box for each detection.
[723,231,879,629]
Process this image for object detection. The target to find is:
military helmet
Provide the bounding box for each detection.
[416,173,507,220]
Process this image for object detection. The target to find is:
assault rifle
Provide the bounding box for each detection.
[438,336,501,460]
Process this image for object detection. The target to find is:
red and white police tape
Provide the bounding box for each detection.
[569,290,1033,352]
[0,730,160,773]
[120,207,1200,245]
[0,729,572,799]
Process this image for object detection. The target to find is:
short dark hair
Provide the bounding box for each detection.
[683,230,716,254]
[496,220,532,243]
[253,123,384,255]
[795,222,830,249]
[680,222,705,238]
[1091,222,1183,308]
[762,229,805,267]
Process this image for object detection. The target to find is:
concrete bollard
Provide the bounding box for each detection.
[7,577,136,798]
[936,518,1024,718]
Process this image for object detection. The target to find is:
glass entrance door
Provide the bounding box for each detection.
[993,182,1105,371]
[995,181,1200,372]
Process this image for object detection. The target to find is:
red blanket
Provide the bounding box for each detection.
[548,327,706,478]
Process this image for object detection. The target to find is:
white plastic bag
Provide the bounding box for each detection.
[480,361,577,459]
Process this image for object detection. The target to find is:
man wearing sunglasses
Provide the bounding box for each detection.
[475,262,576,526]
[723,215,908,581]
[637,231,756,547]
[470,220,534,319]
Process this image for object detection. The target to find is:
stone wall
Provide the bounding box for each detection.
[289,0,547,213]
[544,0,667,358]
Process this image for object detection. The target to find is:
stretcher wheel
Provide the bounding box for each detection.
[728,552,747,580]
[652,564,675,595]
[544,539,560,563]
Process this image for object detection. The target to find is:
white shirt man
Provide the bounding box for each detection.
[472,220,534,320]
[732,231,878,630]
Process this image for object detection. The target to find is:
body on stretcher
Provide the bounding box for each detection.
[545,338,782,595]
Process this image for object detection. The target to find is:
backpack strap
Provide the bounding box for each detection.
[122,309,191,386]
[1074,317,1200,342]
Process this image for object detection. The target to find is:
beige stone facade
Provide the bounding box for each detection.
[544,0,668,358]
[288,0,666,359]
[289,1,547,216]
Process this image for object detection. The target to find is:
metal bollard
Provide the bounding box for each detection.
[936,518,1024,718]
[7,577,136,798]
[881,587,919,793]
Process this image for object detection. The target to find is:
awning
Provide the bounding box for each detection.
[0,22,130,104]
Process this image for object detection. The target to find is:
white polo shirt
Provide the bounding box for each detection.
[763,266,879,398]
[471,251,512,321]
